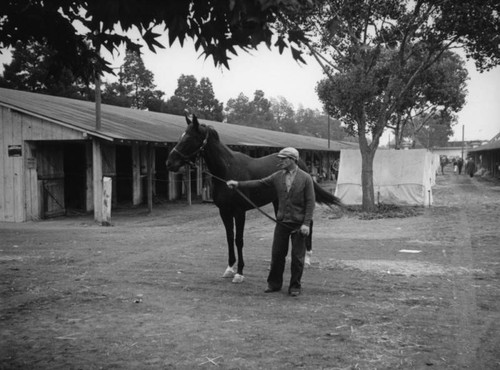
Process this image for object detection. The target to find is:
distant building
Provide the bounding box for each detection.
[468,133,500,178]
[431,140,486,160]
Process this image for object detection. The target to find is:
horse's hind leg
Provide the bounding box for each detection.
[305,220,313,266]
[219,209,236,278]
[232,211,246,283]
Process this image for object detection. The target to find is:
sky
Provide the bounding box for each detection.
[1,37,499,143]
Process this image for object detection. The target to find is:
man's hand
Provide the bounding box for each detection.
[226,180,238,189]
[299,224,310,236]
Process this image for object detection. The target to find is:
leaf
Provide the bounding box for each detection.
[274,37,287,54]
[290,47,306,64]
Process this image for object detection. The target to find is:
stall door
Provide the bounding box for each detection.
[37,143,65,218]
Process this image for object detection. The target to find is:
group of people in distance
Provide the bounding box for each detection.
[441,155,477,178]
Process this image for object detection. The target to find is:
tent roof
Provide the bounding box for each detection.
[0,88,357,152]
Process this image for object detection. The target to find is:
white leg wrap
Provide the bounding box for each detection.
[232,273,244,284]
[305,251,312,267]
[222,265,235,278]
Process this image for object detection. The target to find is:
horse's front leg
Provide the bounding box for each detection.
[232,211,246,283]
[219,209,236,278]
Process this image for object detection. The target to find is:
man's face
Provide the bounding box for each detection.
[278,157,294,171]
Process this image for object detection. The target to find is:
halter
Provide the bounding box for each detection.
[171,129,210,166]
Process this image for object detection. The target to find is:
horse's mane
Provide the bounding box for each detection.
[196,123,221,144]
[204,124,220,142]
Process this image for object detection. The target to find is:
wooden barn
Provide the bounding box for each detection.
[468,134,500,178]
[0,88,357,223]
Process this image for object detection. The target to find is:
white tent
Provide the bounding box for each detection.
[335,149,439,206]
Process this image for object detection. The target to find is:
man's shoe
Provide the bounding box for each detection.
[288,289,301,297]
[264,286,280,293]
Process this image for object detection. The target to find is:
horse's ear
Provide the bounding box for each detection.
[185,113,191,126]
[192,115,200,130]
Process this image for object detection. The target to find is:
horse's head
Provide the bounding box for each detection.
[166,114,209,172]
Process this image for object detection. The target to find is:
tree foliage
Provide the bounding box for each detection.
[0,0,310,81]
[385,51,468,148]
[295,107,346,140]
[0,40,91,99]
[225,90,275,129]
[271,96,298,133]
[225,90,348,141]
[411,114,455,149]
[163,75,223,121]
[119,49,156,109]
[101,49,164,110]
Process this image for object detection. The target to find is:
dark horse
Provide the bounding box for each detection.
[166,115,342,283]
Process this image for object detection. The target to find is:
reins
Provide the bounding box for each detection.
[204,170,299,233]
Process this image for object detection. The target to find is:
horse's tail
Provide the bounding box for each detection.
[313,181,343,208]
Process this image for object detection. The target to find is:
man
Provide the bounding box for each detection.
[457,157,464,175]
[465,157,477,178]
[227,147,315,297]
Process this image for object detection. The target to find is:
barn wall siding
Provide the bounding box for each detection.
[0,106,87,222]
[1,106,16,221]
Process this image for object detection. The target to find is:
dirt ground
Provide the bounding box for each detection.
[1,168,500,370]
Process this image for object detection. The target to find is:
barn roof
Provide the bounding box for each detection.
[468,136,500,152]
[0,88,357,152]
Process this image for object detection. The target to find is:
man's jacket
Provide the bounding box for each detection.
[238,168,315,226]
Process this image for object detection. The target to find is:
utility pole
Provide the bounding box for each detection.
[327,115,331,149]
[93,43,104,224]
[461,125,465,159]
[95,74,101,130]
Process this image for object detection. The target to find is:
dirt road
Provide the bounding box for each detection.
[1,171,499,369]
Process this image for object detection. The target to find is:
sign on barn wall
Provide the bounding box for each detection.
[8,145,22,157]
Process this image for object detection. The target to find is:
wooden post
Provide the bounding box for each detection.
[132,144,141,205]
[85,142,93,212]
[186,167,192,206]
[196,159,203,196]
[102,176,112,225]
[92,139,103,223]
[147,144,154,213]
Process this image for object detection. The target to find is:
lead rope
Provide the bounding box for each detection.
[203,170,299,233]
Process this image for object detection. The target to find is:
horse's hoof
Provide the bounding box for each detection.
[222,266,235,278]
[232,274,244,283]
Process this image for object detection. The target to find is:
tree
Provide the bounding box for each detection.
[143,90,166,113]
[101,81,131,107]
[0,0,309,81]
[119,49,156,109]
[100,49,164,110]
[225,90,275,129]
[0,40,91,99]
[172,75,198,111]
[198,78,224,121]
[286,0,500,211]
[295,108,347,140]
[163,95,187,117]
[389,51,468,148]
[164,75,223,121]
[249,90,275,129]
[225,93,254,126]
[271,97,297,133]
[412,114,455,149]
